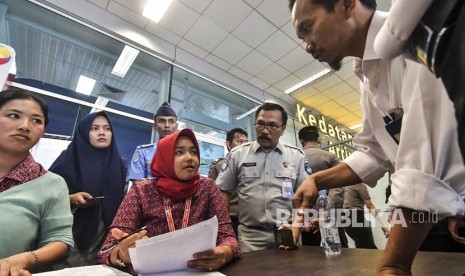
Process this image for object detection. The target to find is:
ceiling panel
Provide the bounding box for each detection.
[158,0,200,36]
[7,0,393,133]
[203,0,252,32]
[334,92,361,106]
[232,10,275,48]
[145,22,181,45]
[235,50,273,76]
[184,16,228,52]
[256,30,296,62]
[255,63,288,85]
[212,35,252,65]
[322,82,354,99]
[256,0,290,28]
[303,93,331,108]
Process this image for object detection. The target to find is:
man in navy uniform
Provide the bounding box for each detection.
[128,102,178,182]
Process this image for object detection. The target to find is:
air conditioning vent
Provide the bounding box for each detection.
[97,84,125,101]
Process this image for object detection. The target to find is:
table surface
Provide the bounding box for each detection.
[220,246,465,276]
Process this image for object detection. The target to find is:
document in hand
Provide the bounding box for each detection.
[129,216,218,275]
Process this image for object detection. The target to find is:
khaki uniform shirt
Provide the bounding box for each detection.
[303,147,342,206]
[343,184,371,210]
[208,158,238,217]
[303,147,339,173]
[216,141,310,251]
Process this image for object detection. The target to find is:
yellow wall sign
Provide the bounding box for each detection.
[296,104,355,159]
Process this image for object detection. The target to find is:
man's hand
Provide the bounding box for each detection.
[188,246,233,271]
[448,216,465,245]
[292,176,318,209]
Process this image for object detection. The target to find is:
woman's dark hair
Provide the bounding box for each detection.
[0,88,49,126]
[288,0,376,12]
[255,102,288,126]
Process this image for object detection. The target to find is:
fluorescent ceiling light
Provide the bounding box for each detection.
[235,105,261,120]
[285,68,332,94]
[111,45,140,78]
[143,0,174,23]
[76,75,96,95]
[90,96,109,113]
[349,123,363,130]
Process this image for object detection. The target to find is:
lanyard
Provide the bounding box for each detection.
[163,197,192,232]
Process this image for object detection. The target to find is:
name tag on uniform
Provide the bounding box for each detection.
[243,162,256,167]
[282,181,293,199]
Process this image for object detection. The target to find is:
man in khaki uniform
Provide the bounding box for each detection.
[217,102,311,252]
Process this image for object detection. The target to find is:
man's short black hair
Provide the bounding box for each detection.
[298,125,319,142]
[226,128,248,143]
[288,0,376,12]
[255,102,288,126]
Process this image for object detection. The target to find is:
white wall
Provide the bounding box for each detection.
[30,137,70,169]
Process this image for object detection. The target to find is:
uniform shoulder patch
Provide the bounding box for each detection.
[211,157,225,165]
[132,150,141,163]
[137,143,155,149]
[221,154,231,172]
[304,159,313,175]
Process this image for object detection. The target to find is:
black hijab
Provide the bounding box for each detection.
[50,111,127,250]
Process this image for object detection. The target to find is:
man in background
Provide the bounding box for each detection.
[208,127,248,236]
[128,102,178,182]
[344,183,389,249]
[298,125,348,247]
[208,128,249,180]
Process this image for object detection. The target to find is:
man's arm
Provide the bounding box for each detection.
[288,163,361,248]
[215,152,238,212]
[374,0,433,59]
[377,208,432,275]
[128,147,148,180]
[292,162,361,209]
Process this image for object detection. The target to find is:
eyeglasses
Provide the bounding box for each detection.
[254,122,283,132]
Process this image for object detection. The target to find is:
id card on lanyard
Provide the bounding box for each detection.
[163,197,192,232]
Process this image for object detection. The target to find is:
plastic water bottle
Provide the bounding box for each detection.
[316,194,342,256]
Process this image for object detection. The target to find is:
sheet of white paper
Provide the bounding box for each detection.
[144,270,225,276]
[33,265,131,275]
[130,216,218,275]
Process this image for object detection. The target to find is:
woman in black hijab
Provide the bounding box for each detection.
[50,111,127,266]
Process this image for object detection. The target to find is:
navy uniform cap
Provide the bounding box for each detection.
[155,102,176,118]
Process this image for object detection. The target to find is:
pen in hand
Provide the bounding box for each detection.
[99,226,148,253]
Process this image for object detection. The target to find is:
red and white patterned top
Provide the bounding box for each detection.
[97,176,240,265]
[0,154,46,193]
